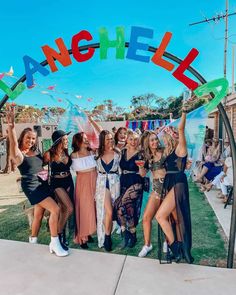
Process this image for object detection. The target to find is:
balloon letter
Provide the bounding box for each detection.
[172,48,199,90]
[71,30,95,62]
[0,80,25,101]
[126,26,153,63]
[99,27,125,59]
[151,32,174,71]
[23,55,50,88]
[194,78,229,113]
[42,38,72,72]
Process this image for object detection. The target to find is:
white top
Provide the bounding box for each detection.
[71,155,96,172]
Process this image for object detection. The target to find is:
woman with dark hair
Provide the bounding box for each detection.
[114,127,127,151]
[44,130,74,251]
[113,130,146,248]
[95,130,120,251]
[155,103,194,264]
[71,132,97,249]
[6,107,68,257]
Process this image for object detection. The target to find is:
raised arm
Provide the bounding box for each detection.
[88,116,103,133]
[6,106,24,166]
[175,103,187,157]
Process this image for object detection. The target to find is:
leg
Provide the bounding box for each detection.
[103,189,113,251]
[54,188,73,233]
[38,197,60,237]
[196,166,209,182]
[142,193,160,246]
[155,188,176,244]
[171,209,181,242]
[31,205,45,237]
[104,189,113,235]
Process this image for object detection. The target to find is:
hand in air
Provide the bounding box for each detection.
[6,104,15,129]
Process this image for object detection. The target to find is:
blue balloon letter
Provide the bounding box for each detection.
[23,55,50,88]
[126,26,153,63]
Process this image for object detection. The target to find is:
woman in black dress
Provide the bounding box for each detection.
[44,130,74,250]
[6,106,68,257]
[114,130,146,248]
[156,104,194,264]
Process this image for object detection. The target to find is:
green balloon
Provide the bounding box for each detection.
[99,27,125,59]
[0,80,26,101]
[194,78,229,113]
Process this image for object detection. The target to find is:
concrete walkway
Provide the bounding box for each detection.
[0,239,236,295]
[204,189,236,252]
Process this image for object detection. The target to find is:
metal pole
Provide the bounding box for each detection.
[232,45,235,93]
[0,42,235,267]
[224,0,229,81]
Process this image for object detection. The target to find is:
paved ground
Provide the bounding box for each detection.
[204,188,236,252]
[0,239,235,295]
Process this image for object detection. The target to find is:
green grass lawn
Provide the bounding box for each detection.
[0,181,228,266]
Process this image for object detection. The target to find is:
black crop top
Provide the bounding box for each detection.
[50,157,72,175]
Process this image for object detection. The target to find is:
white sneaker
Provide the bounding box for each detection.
[138,244,153,257]
[29,236,38,244]
[163,241,168,253]
[116,226,122,235]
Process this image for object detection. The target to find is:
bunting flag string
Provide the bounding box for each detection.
[126,119,170,131]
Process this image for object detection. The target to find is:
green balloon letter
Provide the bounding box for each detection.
[0,80,26,101]
[99,27,125,59]
[194,78,229,113]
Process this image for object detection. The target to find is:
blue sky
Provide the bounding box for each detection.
[0,0,236,110]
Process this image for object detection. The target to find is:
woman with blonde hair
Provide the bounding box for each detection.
[138,130,167,257]
[155,104,194,264]
[114,130,146,248]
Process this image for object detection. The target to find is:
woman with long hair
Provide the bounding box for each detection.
[113,131,146,248]
[114,127,128,151]
[138,131,166,257]
[71,132,97,249]
[44,130,74,251]
[95,130,120,251]
[155,104,194,264]
[6,106,68,257]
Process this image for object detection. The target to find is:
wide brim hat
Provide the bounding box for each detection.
[51,130,71,147]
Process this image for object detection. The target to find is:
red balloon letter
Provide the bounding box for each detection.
[172,48,199,91]
[71,30,95,62]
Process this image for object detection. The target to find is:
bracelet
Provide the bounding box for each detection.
[182,110,188,113]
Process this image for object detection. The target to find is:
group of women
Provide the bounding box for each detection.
[6,102,193,264]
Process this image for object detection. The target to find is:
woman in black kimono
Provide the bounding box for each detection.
[114,131,146,248]
[156,104,194,264]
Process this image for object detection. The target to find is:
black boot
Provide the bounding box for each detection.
[128,232,137,248]
[58,233,69,251]
[120,230,130,249]
[80,242,89,249]
[62,228,69,247]
[182,247,194,264]
[104,234,112,252]
[87,235,94,243]
[169,241,182,263]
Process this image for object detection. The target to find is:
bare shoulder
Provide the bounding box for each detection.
[43,151,51,162]
[70,152,77,159]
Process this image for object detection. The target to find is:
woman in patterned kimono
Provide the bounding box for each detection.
[95,130,120,251]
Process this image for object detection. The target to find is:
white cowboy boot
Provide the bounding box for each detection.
[29,236,38,244]
[49,236,69,257]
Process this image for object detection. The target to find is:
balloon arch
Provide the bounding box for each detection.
[0,41,235,268]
